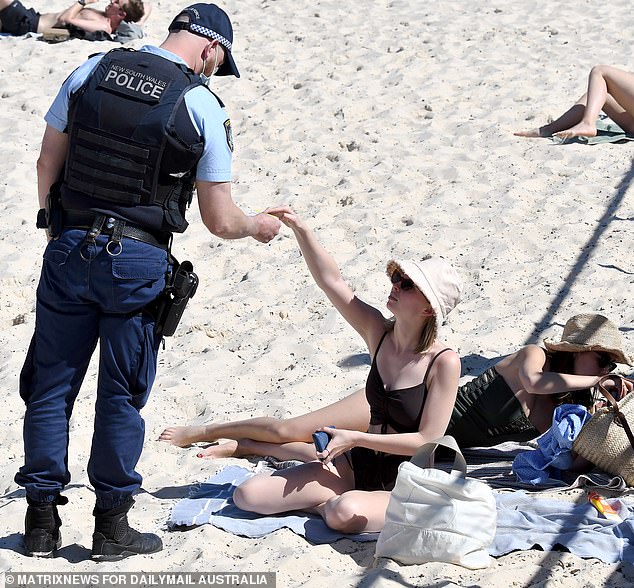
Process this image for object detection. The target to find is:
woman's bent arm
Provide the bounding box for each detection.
[518,345,605,394]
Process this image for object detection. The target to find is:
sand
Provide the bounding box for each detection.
[1,0,633,586]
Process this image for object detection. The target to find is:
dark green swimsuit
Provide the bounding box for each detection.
[447,367,540,448]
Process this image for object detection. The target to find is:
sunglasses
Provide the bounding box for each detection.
[390,270,417,291]
[597,352,617,373]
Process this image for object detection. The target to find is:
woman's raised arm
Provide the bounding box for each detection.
[268,207,387,347]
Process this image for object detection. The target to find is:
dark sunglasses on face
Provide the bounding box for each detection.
[390,270,416,291]
[597,353,617,372]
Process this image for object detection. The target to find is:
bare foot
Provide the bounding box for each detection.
[196,440,239,459]
[514,123,564,137]
[514,128,547,138]
[158,425,210,447]
[553,122,597,140]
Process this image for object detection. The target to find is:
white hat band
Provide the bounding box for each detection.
[189,23,232,49]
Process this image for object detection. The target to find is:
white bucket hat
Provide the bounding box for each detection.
[543,313,632,366]
[386,256,462,329]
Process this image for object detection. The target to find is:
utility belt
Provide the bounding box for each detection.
[65,210,170,250]
[36,207,170,251]
[36,187,198,337]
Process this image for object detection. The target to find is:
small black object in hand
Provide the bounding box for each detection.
[312,427,335,453]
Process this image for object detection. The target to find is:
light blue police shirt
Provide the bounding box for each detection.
[44,45,232,183]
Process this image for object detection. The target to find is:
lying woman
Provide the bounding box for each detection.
[514,64,634,140]
[161,310,633,462]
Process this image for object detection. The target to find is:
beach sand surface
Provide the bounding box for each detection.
[1,0,633,586]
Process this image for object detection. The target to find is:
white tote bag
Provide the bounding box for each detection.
[375,435,496,569]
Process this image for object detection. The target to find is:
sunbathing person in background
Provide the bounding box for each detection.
[514,65,634,140]
[0,0,148,39]
[161,311,632,465]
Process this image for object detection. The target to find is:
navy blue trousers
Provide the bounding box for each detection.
[15,229,167,510]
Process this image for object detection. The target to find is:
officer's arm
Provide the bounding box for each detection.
[37,125,68,209]
[196,181,281,243]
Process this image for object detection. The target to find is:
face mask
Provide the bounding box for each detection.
[199,46,220,87]
[199,58,211,87]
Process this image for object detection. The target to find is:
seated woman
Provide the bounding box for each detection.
[179,208,463,533]
[514,65,634,140]
[160,309,632,461]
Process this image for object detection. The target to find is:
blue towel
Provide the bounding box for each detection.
[168,465,378,544]
[171,465,634,563]
[493,492,634,563]
[512,404,592,485]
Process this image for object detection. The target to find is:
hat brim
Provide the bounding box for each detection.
[386,259,442,329]
[543,339,633,366]
[168,16,240,78]
[216,48,239,78]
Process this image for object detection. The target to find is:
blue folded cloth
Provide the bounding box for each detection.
[512,404,592,485]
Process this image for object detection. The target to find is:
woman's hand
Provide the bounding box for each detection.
[315,427,357,465]
[592,376,634,410]
[600,375,634,401]
[264,206,308,232]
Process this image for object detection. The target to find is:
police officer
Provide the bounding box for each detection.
[16,3,281,560]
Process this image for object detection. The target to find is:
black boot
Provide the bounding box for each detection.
[24,495,67,557]
[91,498,162,561]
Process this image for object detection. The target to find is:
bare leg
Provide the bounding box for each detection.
[515,65,634,139]
[159,387,370,447]
[233,458,354,516]
[318,490,391,533]
[555,65,634,139]
[234,457,389,533]
[196,438,318,461]
[514,101,586,137]
[0,0,14,10]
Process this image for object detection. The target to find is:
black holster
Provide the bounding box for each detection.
[36,182,63,238]
[147,256,198,337]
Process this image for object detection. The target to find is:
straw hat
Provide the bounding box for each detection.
[386,256,462,329]
[543,313,632,366]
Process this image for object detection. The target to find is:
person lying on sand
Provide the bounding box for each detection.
[0,0,149,39]
[515,65,634,140]
[160,312,632,465]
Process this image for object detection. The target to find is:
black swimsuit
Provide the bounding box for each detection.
[447,367,540,447]
[349,332,451,491]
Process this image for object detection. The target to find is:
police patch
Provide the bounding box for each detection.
[224,118,234,152]
[99,63,171,103]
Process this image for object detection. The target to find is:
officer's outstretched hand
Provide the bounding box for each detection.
[250,210,282,243]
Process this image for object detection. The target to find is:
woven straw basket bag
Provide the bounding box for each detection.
[573,375,634,485]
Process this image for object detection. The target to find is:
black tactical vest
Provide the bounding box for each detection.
[63,48,218,233]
